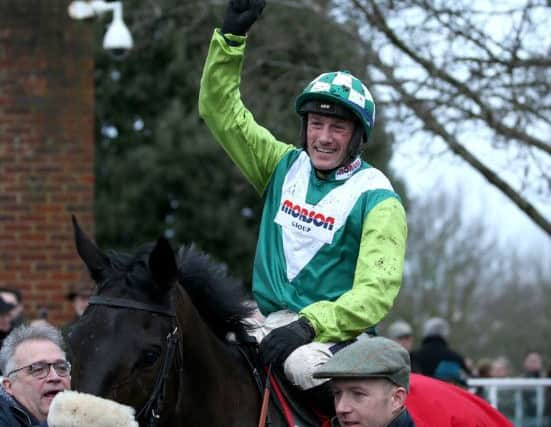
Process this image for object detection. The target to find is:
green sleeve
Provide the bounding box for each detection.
[300,197,408,342]
[198,30,294,195]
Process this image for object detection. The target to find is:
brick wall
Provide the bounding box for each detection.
[0,0,95,325]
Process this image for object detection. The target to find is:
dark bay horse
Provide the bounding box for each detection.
[65,219,513,427]
[66,218,287,427]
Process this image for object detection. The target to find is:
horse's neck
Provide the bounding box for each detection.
[173,287,244,370]
[171,289,286,426]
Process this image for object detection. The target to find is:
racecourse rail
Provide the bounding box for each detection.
[467,378,551,427]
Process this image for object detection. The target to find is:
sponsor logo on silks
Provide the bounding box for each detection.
[280,199,335,231]
[335,157,362,180]
[274,198,337,244]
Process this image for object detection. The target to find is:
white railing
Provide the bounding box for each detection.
[467,378,551,427]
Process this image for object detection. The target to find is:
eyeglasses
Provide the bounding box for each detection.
[6,360,71,380]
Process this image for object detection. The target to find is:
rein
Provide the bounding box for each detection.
[88,295,181,427]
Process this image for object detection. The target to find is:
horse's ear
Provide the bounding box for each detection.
[149,237,178,292]
[72,215,110,284]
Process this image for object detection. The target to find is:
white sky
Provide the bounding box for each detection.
[372,0,551,262]
[391,137,551,259]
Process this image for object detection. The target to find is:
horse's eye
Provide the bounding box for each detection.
[136,349,161,368]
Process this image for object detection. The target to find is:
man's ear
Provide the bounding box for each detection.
[390,387,407,411]
[2,377,14,395]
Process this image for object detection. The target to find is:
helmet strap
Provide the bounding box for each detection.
[346,125,365,161]
[300,116,308,152]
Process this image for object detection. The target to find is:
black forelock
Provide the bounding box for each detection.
[99,243,159,296]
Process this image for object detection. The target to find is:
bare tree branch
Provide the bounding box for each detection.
[351,0,551,155]
[369,48,551,235]
[329,0,551,234]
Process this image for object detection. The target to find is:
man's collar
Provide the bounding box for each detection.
[314,156,362,181]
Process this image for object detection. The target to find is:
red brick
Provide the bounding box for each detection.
[19,254,47,262]
[0,272,18,281]
[0,0,94,325]
[51,272,80,281]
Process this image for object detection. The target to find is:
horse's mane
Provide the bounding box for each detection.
[176,244,256,340]
[99,242,255,341]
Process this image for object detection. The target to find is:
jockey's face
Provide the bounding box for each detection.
[331,378,406,427]
[306,113,355,172]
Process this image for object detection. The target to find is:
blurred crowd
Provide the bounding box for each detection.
[0,284,93,354]
[385,317,551,426]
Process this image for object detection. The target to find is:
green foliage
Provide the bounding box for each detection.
[93,0,401,280]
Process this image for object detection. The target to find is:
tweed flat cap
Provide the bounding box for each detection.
[314,336,411,389]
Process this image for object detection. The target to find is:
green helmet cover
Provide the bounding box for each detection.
[295,71,376,142]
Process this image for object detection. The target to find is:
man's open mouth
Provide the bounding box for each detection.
[43,390,61,399]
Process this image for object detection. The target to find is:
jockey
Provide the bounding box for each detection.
[198,0,407,404]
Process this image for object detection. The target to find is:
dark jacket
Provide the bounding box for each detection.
[330,407,415,426]
[389,408,416,426]
[0,386,47,427]
[410,335,470,377]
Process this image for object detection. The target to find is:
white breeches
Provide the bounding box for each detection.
[245,309,336,390]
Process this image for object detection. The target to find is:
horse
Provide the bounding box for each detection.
[65,217,289,427]
[64,217,515,427]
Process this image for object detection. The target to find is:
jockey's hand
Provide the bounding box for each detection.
[221,0,266,36]
[260,317,315,367]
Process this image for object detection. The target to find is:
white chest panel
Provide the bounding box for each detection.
[274,153,393,281]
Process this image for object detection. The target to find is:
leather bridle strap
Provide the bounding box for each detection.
[89,296,176,317]
[137,326,180,427]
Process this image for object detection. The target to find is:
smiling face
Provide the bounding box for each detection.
[2,339,70,422]
[332,378,405,427]
[306,113,356,172]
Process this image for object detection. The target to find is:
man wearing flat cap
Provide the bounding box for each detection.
[314,336,415,427]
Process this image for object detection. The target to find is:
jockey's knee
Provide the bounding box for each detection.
[283,342,333,390]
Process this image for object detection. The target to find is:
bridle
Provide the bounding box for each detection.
[88,295,181,427]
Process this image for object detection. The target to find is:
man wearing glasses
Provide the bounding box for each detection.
[0,324,140,427]
[0,323,70,426]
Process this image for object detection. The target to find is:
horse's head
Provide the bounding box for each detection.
[66,217,267,425]
[66,216,179,416]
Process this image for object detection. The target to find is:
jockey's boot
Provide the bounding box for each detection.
[303,381,335,418]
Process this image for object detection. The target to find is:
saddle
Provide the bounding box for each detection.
[236,334,333,427]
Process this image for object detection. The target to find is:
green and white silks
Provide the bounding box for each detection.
[199,29,407,343]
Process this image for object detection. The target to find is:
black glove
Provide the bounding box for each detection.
[260,317,315,366]
[221,0,266,36]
